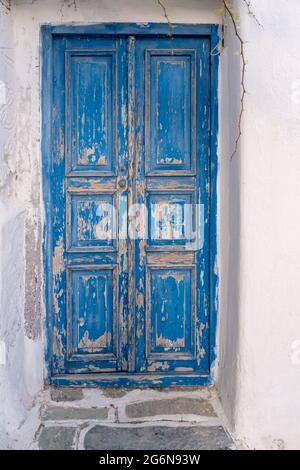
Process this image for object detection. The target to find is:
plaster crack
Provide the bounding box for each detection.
[219,1,263,159]
[222,0,246,160]
[242,0,264,29]
[0,0,10,13]
[68,0,78,11]
[59,0,77,19]
[156,0,174,36]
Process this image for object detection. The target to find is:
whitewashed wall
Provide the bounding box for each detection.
[1,0,300,450]
[218,0,300,450]
[0,0,221,449]
[0,2,39,448]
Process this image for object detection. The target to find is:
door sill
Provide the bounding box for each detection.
[50,372,212,388]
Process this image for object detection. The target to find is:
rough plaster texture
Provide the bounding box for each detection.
[217,0,300,450]
[0,204,42,449]
[0,0,221,449]
[1,0,300,451]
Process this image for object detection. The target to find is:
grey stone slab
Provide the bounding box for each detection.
[126,398,216,419]
[84,425,233,450]
[42,406,108,421]
[50,388,84,402]
[101,388,129,398]
[38,426,76,450]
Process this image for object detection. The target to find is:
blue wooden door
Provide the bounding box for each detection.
[48,31,212,384]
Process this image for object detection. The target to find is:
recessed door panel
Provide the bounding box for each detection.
[145,49,196,176]
[66,51,116,176]
[67,191,117,252]
[146,267,195,358]
[148,192,195,248]
[67,266,117,361]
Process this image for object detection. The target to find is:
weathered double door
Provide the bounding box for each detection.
[50,31,212,385]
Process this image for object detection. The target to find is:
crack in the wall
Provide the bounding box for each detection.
[221,0,263,159]
[222,0,247,160]
[59,0,77,18]
[154,0,262,161]
[0,0,10,13]
[67,0,77,11]
[242,0,263,29]
[156,0,174,36]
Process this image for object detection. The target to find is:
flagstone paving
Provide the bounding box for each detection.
[84,425,232,450]
[36,387,234,450]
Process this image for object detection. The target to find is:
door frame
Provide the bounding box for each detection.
[41,23,219,387]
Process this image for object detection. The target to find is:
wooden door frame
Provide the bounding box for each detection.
[41,23,219,387]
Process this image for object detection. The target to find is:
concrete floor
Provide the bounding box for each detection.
[26,387,235,450]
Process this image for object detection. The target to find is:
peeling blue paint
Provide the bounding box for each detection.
[41,23,219,387]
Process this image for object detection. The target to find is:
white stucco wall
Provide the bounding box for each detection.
[0,0,44,449]
[0,3,42,448]
[1,0,300,450]
[0,0,222,449]
[217,0,300,450]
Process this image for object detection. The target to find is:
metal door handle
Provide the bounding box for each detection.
[118,179,127,189]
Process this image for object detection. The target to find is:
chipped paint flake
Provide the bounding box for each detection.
[78,331,111,352]
[80,146,95,164]
[53,237,64,278]
[148,361,170,372]
[52,326,63,357]
[156,334,184,350]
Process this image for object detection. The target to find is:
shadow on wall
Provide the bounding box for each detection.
[216,11,242,431]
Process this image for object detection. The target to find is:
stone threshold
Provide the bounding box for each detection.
[35,387,235,450]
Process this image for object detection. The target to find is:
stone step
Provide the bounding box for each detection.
[41,406,109,421]
[126,397,216,419]
[37,388,234,450]
[84,424,233,450]
[38,423,233,450]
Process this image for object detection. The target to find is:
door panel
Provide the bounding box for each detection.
[50,33,211,380]
[146,266,195,356]
[66,50,116,175]
[67,265,117,360]
[134,37,210,373]
[147,191,195,248]
[145,49,196,176]
[67,191,117,252]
